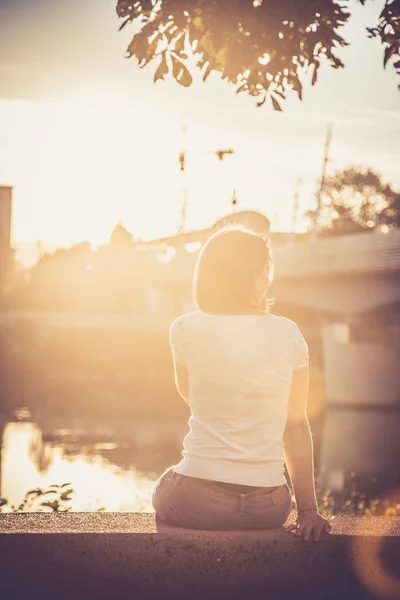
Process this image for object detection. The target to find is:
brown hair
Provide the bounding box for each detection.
[194,225,274,314]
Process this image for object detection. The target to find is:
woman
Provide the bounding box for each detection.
[152,225,331,541]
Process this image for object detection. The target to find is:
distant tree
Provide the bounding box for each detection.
[310,166,400,236]
[116,0,400,110]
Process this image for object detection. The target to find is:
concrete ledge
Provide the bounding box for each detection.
[1,513,399,600]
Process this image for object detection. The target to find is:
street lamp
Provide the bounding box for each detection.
[178,127,235,234]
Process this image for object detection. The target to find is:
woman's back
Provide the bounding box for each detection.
[153,225,329,537]
[171,310,308,487]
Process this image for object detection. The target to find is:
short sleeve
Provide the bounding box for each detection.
[170,317,186,366]
[291,324,309,370]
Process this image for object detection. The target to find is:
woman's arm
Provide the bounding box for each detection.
[170,318,189,404]
[283,366,317,510]
[283,366,331,541]
[173,358,189,405]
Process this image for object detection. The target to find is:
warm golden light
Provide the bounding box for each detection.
[0,0,399,539]
[1,421,158,512]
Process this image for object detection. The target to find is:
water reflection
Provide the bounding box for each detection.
[0,414,184,512]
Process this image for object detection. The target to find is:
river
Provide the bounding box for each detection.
[0,409,187,512]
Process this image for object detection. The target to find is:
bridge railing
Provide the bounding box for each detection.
[273,229,400,279]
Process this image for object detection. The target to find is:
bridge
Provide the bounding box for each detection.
[159,218,400,316]
[272,227,400,315]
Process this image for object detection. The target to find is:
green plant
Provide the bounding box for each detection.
[0,483,74,513]
[316,486,400,518]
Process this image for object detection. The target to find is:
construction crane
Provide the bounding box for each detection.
[178,125,235,234]
[179,148,235,172]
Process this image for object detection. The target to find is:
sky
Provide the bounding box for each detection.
[0,0,399,256]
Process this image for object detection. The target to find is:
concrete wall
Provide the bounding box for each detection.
[0,513,399,600]
[319,324,400,491]
[323,324,400,407]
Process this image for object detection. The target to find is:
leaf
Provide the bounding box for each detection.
[41,500,60,512]
[312,61,320,85]
[171,56,193,87]
[26,488,43,496]
[127,33,146,59]
[117,0,137,18]
[118,17,131,31]
[271,96,283,111]
[174,34,186,55]
[141,0,153,12]
[141,19,160,40]
[203,62,214,81]
[154,54,169,82]
[192,16,203,29]
[139,35,160,67]
[236,82,248,94]
[178,63,193,87]
[216,44,229,64]
[384,45,396,68]
[171,55,181,79]
[291,77,303,100]
[60,489,74,502]
[60,483,72,488]
[256,95,266,107]
[199,32,215,58]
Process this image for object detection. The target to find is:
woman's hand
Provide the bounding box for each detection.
[284,510,332,542]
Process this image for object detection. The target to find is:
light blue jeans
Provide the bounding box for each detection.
[152,467,292,530]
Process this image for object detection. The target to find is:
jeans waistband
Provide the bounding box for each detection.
[178,472,288,500]
[209,480,278,495]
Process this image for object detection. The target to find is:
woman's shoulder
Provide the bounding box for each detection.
[262,314,307,342]
[171,312,298,331]
[170,311,200,333]
[171,311,302,330]
[267,314,300,330]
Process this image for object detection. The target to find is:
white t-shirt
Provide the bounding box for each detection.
[170,311,309,487]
